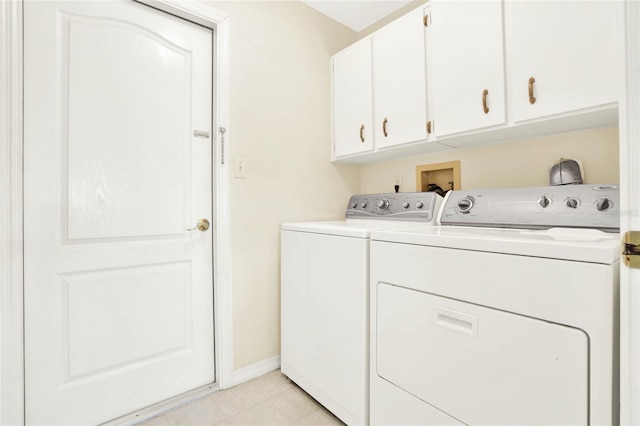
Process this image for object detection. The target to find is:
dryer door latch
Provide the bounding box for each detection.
[623,231,640,268]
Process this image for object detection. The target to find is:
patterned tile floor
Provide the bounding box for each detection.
[138,370,344,426]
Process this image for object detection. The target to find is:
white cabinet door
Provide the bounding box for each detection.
[505,1,619,122]
[431,0,506,136]
[373,7,429,149]
[24,2,214,424]
[332,39,374,159]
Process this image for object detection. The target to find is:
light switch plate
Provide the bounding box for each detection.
[234,157,247,178]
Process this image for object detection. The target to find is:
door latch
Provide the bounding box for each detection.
[187,219,210,232]
[623,231,640,268]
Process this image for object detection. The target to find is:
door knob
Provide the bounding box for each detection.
[187,219,210,232]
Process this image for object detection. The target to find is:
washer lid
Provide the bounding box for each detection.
[282,219,435,239]
[371,226,620,264]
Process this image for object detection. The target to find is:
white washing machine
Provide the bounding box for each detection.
[281,192,442,425]
[369,184,620,425]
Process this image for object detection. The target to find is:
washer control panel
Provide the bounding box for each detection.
[440,184,619,231]
[345,192,442,222]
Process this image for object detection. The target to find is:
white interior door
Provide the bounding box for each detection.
[23,1,214,424]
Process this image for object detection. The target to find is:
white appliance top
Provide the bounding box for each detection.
[374,184,621,263]
[371,226,620,264]
[371,225,620,264]
[282,219,438,239]
[282,192,443,238]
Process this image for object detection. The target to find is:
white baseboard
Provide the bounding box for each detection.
[230,355,281,387]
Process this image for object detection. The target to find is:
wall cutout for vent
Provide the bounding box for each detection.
[416,160,461,193]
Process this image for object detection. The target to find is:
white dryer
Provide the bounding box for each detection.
[369,184,620,425]
[281,192,442,425]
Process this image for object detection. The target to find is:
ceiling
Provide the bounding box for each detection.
[301,0,412,32]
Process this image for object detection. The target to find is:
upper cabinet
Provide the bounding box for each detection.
[505,1,619,122]
[430,0,506,137]
[332,6,452,162]
[332,39,374,158]
[331,1,620,163]
[372,7,430,149]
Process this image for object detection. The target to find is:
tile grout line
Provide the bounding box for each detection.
[139,370,342,426]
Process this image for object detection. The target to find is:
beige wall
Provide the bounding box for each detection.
[360,127,620,193]
[202,1,620,373]
[358,0,427,38]
[206,1,359,369]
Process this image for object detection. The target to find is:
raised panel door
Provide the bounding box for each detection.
[24,2,214,424]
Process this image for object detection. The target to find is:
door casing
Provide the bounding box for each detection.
[0,1,233,424]
[619,1,640,424]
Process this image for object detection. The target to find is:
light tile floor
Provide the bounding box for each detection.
[138,370,344,426]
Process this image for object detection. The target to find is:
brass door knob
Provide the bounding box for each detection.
[188,219,210,232]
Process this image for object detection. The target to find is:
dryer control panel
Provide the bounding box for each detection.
[439,184,619,232]
[346,192,442,222]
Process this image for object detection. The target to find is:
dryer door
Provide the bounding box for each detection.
[376,283,589,425]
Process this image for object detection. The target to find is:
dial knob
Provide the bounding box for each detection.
[377,199,390,211]
[415,201,424,209]
[351,202,357,209]
[596,198,612,211]
[456,197,475,214]
[402,201,410,209]
[360,202,367,208]
[538,196,551,208]
[565,197,580,209]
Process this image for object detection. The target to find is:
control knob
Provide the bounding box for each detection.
[351,202,357,209]
[538,196,551,208]
[596,198,612,211]
[360,202,367,208]
[456,196,475,214]
[565,197,580,209]
[377,199,390,212]
[416,201,424,209]
[402,201,410,209]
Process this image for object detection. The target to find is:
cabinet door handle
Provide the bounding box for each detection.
[482,89,489,114]
[426,121,432,134]
[528,77,537,104]
[382,118,388,137]
[359,124,365,143]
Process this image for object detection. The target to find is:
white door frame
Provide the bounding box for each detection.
[620,1,640,424]
[0,1,234,424]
